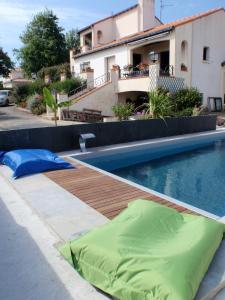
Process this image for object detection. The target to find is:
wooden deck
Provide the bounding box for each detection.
[45,160,197,219]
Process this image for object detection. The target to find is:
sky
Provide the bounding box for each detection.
[0,0,225,62]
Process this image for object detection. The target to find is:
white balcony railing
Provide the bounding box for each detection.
[117,64,184,93]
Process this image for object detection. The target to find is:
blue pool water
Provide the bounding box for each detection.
[112,141,225,217]
[78,139,225,217]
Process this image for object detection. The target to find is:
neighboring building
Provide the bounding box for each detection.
[3,68,32,89]
[69,0,225,116]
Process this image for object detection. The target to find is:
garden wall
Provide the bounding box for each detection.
[0,115,217,152]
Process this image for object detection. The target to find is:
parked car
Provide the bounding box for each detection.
[0,90,13,106]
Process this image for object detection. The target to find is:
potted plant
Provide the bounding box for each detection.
[112,64,120,71]
[85,67,93,72]
[137,63,149,71]
[112,103,134,121]
[123,64,133,71]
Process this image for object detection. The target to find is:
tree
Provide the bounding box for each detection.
[0,47,14,77]
[65,28,80,52]
[14,9,68,77]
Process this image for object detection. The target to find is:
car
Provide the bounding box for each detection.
[0,90,13,106]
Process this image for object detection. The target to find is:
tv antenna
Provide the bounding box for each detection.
[160,0,173,20]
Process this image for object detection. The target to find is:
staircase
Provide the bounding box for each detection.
[68,72,111,101]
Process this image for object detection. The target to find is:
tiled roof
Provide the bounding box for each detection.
[74,7,224,59]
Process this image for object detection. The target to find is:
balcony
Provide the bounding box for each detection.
[81,32,93,53]
[117,64,184,94]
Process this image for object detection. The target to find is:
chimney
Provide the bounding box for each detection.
[138,0,155,31]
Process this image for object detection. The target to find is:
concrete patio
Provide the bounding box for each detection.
[0,155,225,300]
[0,167,108,300]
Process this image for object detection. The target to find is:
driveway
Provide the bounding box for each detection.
[0,105,76,131]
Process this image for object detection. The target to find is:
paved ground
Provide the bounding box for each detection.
[0,105,77,131]
[0,197,74,300]
[0,166,108,300]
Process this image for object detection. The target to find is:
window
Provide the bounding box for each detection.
[203,47,210,61]
[97,30,103,44]
[84,32,92,48]
[80,62,91,72]
[181,41,188,71]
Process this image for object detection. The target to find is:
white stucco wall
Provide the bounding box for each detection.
[93,18,114,47]
[72,45,129,79]
[118,77,152,93]
[172,24,193,86]
[174,10,225,104]
[77,0,160,55]
[72,8,225,108]
[71,33,171,80]
[69,82,118,116]
[114,9,139,40]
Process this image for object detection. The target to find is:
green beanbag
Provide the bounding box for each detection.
[59,200,225,300]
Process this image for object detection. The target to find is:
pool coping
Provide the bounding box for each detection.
[62,129,225,221]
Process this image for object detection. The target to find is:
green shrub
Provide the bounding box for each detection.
[112,103,134,121]
[13,84,32,104]
[29,96,46,115]
[37,63,71,82]
[30,79,46,95]
[172,107,194,117]
[13,81,46,105]
[13,76,83,106]
[27,95,39,110]
[49,77,83,94]
[192,105,209,116]
[172,88,202,112]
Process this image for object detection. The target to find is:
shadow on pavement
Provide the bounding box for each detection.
[0,198,73,300]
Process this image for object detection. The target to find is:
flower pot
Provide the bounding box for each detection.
[181,65,188,72]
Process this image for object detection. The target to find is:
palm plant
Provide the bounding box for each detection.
[43,87,71,126]
[139,89,171,120]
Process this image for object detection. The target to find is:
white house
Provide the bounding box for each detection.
[3,68,32,89]
[69,0,225,116]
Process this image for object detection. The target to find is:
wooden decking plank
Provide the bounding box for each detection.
[45,161,197,219]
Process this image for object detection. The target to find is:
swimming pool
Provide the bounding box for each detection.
[74,132,225,217]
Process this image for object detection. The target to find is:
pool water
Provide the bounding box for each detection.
[110,140,225,217]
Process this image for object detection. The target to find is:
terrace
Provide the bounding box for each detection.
[115,40,184,94]
[1,118,225,300]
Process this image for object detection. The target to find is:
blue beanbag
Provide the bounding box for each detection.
[0,151,5,162]
[1,149,74,178]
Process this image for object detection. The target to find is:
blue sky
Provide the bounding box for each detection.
[0,0,224,62]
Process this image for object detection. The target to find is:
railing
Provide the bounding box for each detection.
[120,69,149,79]
[94,72,111,86]
[68,72,111,98]
[119,65,174,80]
[160,65,174,76]
[68,81,88,98]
